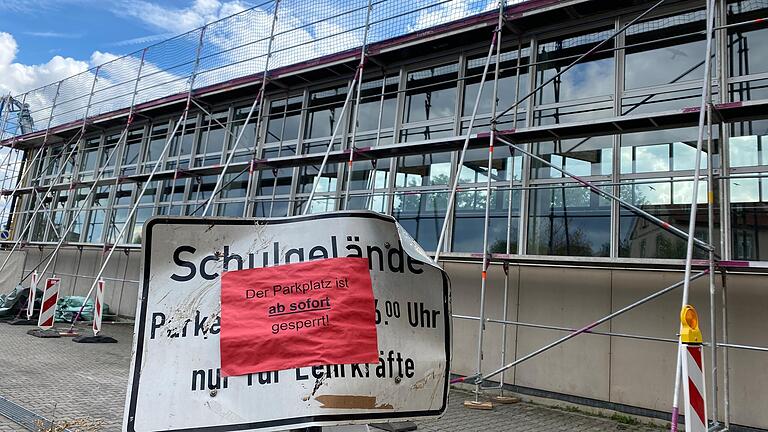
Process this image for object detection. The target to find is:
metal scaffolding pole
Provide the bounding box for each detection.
[670,0,716,429]
[342,0,374,211]
[470,0,506,404]
[706,78,719,429]
[66,25,208,331]
[720,270,731,430]
[451,270,709,385]
[200,0,281,217]
[304,1,374,215]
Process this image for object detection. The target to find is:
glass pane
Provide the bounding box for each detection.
[452,189,520,253]
[346,159,391,191]
[527,184,611,257]
[619,180,715,259]
[464,47,530,116]
[620,127,716,174]
[306,86,347,139]
[404,62,458,123]
[531,136,612,179]
[392,191,449,252]
[395,153,451,187]
[536,28,614,103]
[625,9,708,89]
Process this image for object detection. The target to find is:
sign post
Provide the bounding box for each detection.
[124,212,450,432]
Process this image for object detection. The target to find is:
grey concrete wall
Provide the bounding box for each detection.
[445,261,768,430]
[17,246,141,318]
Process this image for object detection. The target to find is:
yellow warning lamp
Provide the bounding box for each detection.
[680,305,703,344]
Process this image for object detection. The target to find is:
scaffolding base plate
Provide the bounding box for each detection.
[493,396,520,404]
[27,329,61,338]
[72,335,117,344]
[6,318,36,326]
[463,400,493,410]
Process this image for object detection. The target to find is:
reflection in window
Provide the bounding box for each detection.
[256,168,293,197]
[729,120,768,167]
[620,128,716,174]
[306,86,347,139]
[266,95,302,156]
[353,76,398,134]
[536,28,614,104]
[121,129,143,176]
[298,164,338,194]
[731,174,768,260]
[228,105,257,163]
[392,191,448,252]
[463,47,530,117]
[624,10,708,89]
[404,63,458,123]
[459,147,522,183]
[531,136,612,179]
[253,199,291,218]
[727,1,768,77]
[619,180,713,259]
[528,184,611,257]
[395,153,451,187]
[452,189,520,254]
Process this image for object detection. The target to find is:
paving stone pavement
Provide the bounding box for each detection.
[0,322,661,432]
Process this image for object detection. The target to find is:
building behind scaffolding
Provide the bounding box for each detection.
[1,0,767,430]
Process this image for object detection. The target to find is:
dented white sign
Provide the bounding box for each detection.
[123,211,450,432]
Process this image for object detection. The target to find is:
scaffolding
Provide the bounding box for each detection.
[1,0,768,430]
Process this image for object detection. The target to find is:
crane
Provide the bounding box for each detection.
[0,95,35,137]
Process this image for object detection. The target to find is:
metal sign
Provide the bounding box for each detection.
[124,211,450,432]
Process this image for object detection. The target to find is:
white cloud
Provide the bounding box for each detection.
[117,0,252,35]
[0,32,90,96]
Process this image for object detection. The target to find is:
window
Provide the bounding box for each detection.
[619,179,713,259]
[403,62,458,124]
[531,136,612,180]
[536,27,615,104]
[527,184,611,257]
[620,127,715,175]
[624,10,708,90]
[265,95,302,156]
[463,46,530,131]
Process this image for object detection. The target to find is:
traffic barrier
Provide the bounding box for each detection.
[73,278,117,344]
[680,305,707,432]
[92,278,104,335]
[25,271,37,320]
[37,277,60,330]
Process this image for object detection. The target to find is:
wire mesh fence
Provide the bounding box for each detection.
[4,0,534,138]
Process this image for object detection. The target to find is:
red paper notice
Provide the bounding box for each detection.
[220,257,379,376]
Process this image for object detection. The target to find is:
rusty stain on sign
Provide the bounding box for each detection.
[315,395,394,410]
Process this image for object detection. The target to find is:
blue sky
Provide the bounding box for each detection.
[0,0,497,108]
[0,0,269,96]
[0,1,221,63]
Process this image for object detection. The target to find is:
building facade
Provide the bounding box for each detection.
[1,0,767,429]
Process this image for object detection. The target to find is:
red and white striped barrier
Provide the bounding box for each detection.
[681,344,708,431]
[92,278,105,336]
[26,271,38,320]
[37,277,61,330]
